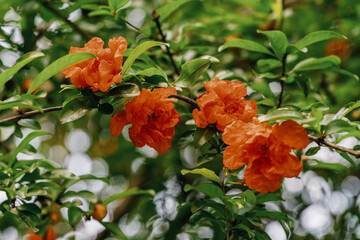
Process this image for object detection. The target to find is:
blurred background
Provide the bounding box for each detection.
[0,0,359,239]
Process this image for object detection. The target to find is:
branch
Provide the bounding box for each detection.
[119,16,141,31]
[40,0,91,41]
[277,54,287,108]
[308,135,360,158]
[0,106,64,123]
[152,11,180,76]
[169,95,199,109]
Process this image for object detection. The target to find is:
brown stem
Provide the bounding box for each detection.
[152,10,180,76]
[169,95,199,109]
[119,16,141,31]
[0,106,63,123]
[40,0,91,41]
[221,170,230,240]
[277,54,287,108]
[308,135,360,158]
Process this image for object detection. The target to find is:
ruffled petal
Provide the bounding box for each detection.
[273,120,309,149]
[110,110,129,137]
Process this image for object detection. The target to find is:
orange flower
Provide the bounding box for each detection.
[27,225,55,240]
[192,79,257,131]
[110,87,180,154]
[62,37,127,92]
[223,119,309,193]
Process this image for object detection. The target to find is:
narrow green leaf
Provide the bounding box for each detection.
[157,0,194,22]
[257,30,288,58]
[27,52,96,94]
[336,150,357,169]
[184,183,224,198]
[258,109,305,122]
[108,0,129,12]
[122,41,168,75]
[181,168,221,184]
[68,206,84,227]
[7,131,51,165]
[80,174,111,184]
[60,97,93,124]
[305,146,321,156]
[307,160,348,175]
[293,56,341,72]
[333,100,360,119]
[62,190,97,203]
[0,101,43,111]
[0,51,44,89]
[219,39,275,56]
[103,187,155,205]
[254,210,290,221]
[231,224,256,238]
[101,222,128,239]
[106,83,140,97]
[193,126,217,148]
[256,193,283,204]
[17,119,41,130]
[325,119,357,135]
[176,58,218,85]
[334,131,360,144]
[295,31,346,51]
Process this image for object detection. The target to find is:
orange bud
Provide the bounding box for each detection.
[27,231,43,240]
[92,203,107,221]
[46,225,56,240]
[21,79,34,93]
[50,212,60,224]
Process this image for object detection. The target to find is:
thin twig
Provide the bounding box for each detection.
[277,54,287,108]
[169,95,199,109]
[119,16,141,31]
[221,170,230,240]
[308,135,360,158]
[152,10,180,75]
[0,106,63,123]
[40,0,91,41]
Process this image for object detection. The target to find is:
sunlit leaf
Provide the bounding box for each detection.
[0,51,44,89]
[258,109,305,122]
[257,30,288,58]
[17,119,41,130]
[193,126,217,148]
[157,0,194,22]
[219,39,275,56]
[101,222,128,239]
[68,206,84,227]
[27,52,96,94]
[103,187,155,205]
[184,183,223,198]
[295,31,346,51]
[181,168,221,184]
[293,56,341,72]
[122,41,168,75]
[307,160,348,175]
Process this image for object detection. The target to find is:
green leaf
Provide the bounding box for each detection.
[106,83,140,97]
[108,0,129,12]
[27,52,96,94]
[62,191,97,203]
[305,146,321,156]
[334,131,360,144]
[60,97,93,124]
[219,39,275,57]
[193,126,217,148]
[258,109,305,122]
[257,30,288,58]
[68,206,84,227]
[336,150,357,169]
[293,56,341,72]
[184,183,223,198]
[101,222,128,240]
[325,119,357,135]
[181,168,221,184]
[256,193,283,204]
[189,210,217,224]
[122,41,168,75]
[294,31,346,51]
[98,103,114,115]
[333,100,360,119]
[176,58,218,85]
[103,187,155,205]
[231,224,255,238]
[157,0,194,22]
[307,160,348,175]
[0,101,43,111]
[79,174,111,184]
[0,51,44,89]
[254,210,290,221]
[6,131,51,165]
[17,119,41,130]
[196,153,218,167]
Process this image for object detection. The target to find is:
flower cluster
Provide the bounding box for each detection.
[192,79,257,131]
[110,87,180,154]
[192,79,309,193]
[62,37,127,92]
[223,119,309,193]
